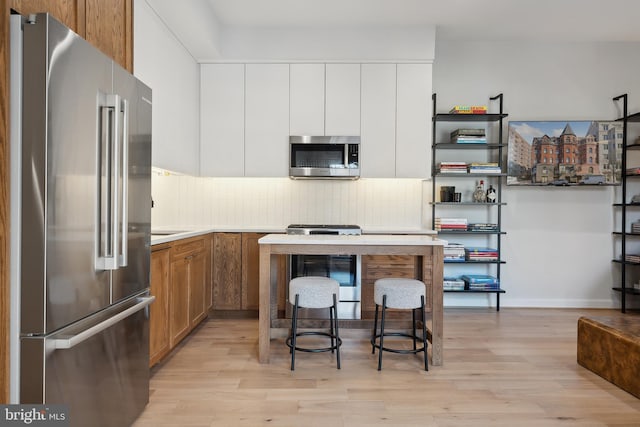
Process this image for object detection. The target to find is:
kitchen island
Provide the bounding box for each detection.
[258,234,446,366]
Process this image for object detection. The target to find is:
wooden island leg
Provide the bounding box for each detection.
[258,244,272,363]
[429,245,444,366]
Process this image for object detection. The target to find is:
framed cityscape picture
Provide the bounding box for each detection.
[507,120,623,186]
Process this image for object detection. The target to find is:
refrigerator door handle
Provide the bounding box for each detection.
[119,97,129,267]
[51,296,155,350]
[95,94,121,270]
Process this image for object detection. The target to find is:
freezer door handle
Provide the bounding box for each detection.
[51,296,155,350]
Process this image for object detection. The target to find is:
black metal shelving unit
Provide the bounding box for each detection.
[431,93,507,310]
[612,94,640,312]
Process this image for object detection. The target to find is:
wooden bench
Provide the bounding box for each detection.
[577,315,640,398]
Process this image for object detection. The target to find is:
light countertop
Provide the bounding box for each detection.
[258,233,446,246]
[151,226,439,245]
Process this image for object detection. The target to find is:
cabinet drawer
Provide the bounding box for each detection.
[172,238,205,259]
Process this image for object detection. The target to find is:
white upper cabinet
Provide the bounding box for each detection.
[200,64,245,176]
[325,64,361,136]
[244,64,290,177]
[396,63,432,178]
[290,64,325,136]
[360,64,397,178]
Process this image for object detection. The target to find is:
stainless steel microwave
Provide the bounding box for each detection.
[289,135,360,179]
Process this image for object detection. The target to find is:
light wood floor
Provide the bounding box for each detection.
[133,308,640,427]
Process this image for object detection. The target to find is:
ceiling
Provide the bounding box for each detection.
[146,0,640,62]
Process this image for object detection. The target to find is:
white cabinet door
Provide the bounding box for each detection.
[396,64,432,178]
[325,64,360,136]
[244,64,290,177]
[200,64,245,176]
[290,64,325,136]
[361,64,397,178]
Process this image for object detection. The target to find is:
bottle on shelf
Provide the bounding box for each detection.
[473,180,486,203]
[486,185,496,203]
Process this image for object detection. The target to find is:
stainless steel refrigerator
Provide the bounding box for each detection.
[10,13,154,426]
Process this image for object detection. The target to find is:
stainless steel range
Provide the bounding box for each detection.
[286,224,362,319]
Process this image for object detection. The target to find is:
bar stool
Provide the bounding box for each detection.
[371,278,428,371]
[286,276,342,371]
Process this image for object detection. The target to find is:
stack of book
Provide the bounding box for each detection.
[465,247,499,261]
[435,218,468,231]
[449,105,488,114]
[439,161,468,173]
[632,221,640,233]
[443,276,465,291]
[460,274,500,290]
[450,128,486,144]
[468,223,499,232]
[468,162,501,174]
[625,254,640,263]
[444,243,465,262]
[626,167,640,176]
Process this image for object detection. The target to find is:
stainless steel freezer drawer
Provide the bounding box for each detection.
[20,295,154,427]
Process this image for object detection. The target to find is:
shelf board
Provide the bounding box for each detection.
[437,230,506,235]
[613,203,640,207]
[434,143,505,149]
[626,112,640,122]
[444,289,506,294]
[612,259,640,265]
[612,232,640,236]
[626,143,640,150]
[431,202,506,206]
[435,173,506,178]
[434,113,508,122]
[445,260,506,264]
[612,287,640,295]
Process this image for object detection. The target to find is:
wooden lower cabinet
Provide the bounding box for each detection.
[149,245,171,367]
[213,233,242,310]
[361,255,419,318]
[150,234,213,367]
[213,232,270,313]
[241,233,264,310]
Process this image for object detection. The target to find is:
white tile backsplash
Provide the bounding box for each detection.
[151,171,430,230]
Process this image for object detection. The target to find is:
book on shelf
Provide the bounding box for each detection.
[460,274,499,285]
[451,136,487,144]
[443,276,465,291]
[438,161,468,173]
[625,254,640,263]
[449,105,488,114]
[626,167,640,175]
[468,223,499,232]
[450,128,486,138]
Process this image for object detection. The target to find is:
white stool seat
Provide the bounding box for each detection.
[289,276,340,308]
[374,278,426,309]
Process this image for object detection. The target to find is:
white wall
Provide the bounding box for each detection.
[134,0,200,175]
[434,40,640,309]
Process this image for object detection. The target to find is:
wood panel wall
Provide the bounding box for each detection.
[1,0,10,404]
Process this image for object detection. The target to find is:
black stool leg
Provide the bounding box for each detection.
[329,297,335,354]
[290,294,299,371]
[372,303,379,354]
[421,295,428,371]
[378,295,387,371]
[333,293,341,369]
[412,307,417,351]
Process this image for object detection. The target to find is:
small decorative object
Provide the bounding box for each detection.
[486,185,496,203]
[473,180,486,203]
[631,194,640,204]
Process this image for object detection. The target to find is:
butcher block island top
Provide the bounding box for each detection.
[258,233,445,366]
